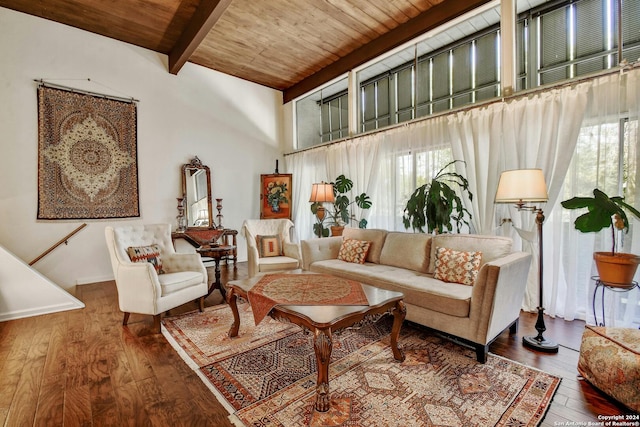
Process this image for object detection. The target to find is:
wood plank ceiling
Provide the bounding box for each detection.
[0,0,491,102]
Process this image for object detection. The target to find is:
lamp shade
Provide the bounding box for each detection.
[309,182,335,203]
[495,169,548,203]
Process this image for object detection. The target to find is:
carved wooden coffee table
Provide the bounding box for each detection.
[225,271,406,412]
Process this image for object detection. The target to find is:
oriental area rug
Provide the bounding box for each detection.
[162,302,560,427]
[37,85,139,219]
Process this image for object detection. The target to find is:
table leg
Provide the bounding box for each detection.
[227,288,240,338]
[313,328,332,412]
[390,300,406,362]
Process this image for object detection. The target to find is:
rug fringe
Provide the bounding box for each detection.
[228,414,246,427]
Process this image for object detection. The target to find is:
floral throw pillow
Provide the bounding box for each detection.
[127,244,164,274]
[257,235,282,257]
[337,238,371,264]
[433,246,482,286]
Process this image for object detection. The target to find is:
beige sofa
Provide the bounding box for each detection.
[301,228,532,363]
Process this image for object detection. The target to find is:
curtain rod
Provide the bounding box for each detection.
[284,61,639,157]
[34,79,139,103]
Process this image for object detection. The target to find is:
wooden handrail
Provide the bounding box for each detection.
[29,223,88,266]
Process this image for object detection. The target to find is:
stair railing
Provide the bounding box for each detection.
[29,223,88,266]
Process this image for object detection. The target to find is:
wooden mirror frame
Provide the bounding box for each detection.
[181,156,213,230]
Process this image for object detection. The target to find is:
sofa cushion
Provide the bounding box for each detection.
[257,234,282,257]
[127,244,164,274]
[258,256,299,273]
[337,238,371,264]
[309,259,472,318]
[433,247,482,286]
[428,234,512,274]
[379,232,431,273]
[342,228,387,263]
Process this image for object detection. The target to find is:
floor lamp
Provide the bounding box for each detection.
[495,169,559,353]
[309,182,335,237]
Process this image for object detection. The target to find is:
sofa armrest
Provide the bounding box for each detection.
[469,252,532,344]
[301,237,343,270]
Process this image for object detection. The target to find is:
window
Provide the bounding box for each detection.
[357,16,502,132]
[520,0,640,88]
[295,77,348,149]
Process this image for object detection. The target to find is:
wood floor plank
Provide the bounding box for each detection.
[34,373,66,426]
[63,385,92,427]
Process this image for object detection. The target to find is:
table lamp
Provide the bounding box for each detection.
[495,168,559,353]
[309,182,335,236]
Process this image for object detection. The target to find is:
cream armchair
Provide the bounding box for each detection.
[105,224,208,332]
[242,219,301,277]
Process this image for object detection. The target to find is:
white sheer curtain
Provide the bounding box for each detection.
[285,146,329,241]
[499,84,590,311]
[448,103,505,235]
[545,67,640,326]
[285,135,381,241]
[370,117,453,231]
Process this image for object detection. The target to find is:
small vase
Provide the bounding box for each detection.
[271,200,280,212]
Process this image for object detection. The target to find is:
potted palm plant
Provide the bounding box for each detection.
[402,160,473,234]
[561,188,640,287]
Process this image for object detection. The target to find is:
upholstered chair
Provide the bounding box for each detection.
[104,224,208,332]
[241,219,301,277]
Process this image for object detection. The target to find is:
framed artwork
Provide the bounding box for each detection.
[260,174,292,219]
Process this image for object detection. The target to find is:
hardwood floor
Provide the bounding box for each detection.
[0,262,632,426]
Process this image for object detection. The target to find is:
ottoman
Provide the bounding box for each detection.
[577,325,640,412]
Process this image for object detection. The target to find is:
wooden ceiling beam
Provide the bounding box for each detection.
[169,0,233,75]
[283,0,492,103]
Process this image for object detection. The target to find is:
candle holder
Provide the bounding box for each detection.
[176,196,187,232]
[216,198,224,230]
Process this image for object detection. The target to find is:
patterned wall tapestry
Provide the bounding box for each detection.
[37,85,139,219]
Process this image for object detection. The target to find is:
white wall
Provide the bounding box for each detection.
[0,7,284,292]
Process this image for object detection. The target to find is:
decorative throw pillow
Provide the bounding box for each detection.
[127,244,164,274]
[257,235,282,257]
[433,247,482,286]
[337,238,371,264]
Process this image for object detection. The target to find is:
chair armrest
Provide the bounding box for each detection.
[163,253,208,283]
[301,237,343,270]
[469,252,532,343]
[115,262,162,314]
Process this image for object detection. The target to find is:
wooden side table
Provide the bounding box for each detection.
[198,244,237,299]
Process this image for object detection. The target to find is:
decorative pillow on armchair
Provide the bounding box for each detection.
[127,244,164,274]
[433,246,482,286]
[337,238,371,264]
[257,235,282,257]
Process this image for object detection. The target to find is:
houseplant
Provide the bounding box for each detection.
[310,174,372,237]
[402,160,473,234]
[561,188,640,287]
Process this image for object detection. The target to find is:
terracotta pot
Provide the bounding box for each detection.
[593,252,640,288]
[330,225,344,237]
